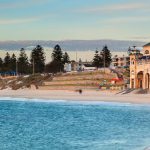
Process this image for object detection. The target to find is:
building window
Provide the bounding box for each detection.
[131,79,134,88]
[130,61,134,65]
[131,58,134,65]
[145,50,149,54]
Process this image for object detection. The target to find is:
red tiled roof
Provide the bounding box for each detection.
[143,43,150,47]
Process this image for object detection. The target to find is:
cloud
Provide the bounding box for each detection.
[105,16,150,24]
[131,36,150,40]
[0,17,39,25]
[0,12,55,25]
[75,3,148,13]
[0,0,49,9]
[0,2,23,9]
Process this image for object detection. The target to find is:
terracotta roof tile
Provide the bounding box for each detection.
[143,43,150,47]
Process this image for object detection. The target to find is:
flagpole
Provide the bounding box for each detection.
[16,60,18,76]
[33,58,35,75]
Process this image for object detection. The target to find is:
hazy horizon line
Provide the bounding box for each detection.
[0,39,147,42]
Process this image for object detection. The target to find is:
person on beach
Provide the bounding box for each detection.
[79,89,82,94]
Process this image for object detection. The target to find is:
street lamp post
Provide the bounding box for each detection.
[102,48,106,88]
[33,58,35,75]
[103,48,106,84]
[16,60,18,76]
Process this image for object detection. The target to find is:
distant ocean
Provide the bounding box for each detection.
[0,99,150,150]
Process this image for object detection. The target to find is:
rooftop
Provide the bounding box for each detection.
[143,43,150,47]
[83,64,95,67]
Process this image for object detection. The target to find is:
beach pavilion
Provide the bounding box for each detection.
[129,43,150,89]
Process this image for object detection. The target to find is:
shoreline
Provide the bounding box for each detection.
[0,89,150,104]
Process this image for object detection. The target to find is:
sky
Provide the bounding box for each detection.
[0,0,150,41]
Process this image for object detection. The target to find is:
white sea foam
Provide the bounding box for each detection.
[0,97,67,103]
[67,100,133,106]
[103,139,127,145]
[0,97,150,108]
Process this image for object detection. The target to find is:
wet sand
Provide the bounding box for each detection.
[0,89,150,104]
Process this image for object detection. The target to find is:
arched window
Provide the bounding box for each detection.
[131,58,134,65]
[145,50,149,54]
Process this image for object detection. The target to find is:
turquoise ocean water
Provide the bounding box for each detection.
[0,98,150,150]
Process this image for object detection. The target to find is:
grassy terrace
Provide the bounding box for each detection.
[42,84,99,86]
[41,70,119,90]
[0,70,121,90]
[46,79,111,82]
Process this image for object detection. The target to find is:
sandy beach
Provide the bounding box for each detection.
[0,89,150,104]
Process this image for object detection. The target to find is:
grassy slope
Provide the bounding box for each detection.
[39,71,118,90]
[0,70,120,90]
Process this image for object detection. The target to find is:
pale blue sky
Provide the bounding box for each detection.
[0,0,150,41]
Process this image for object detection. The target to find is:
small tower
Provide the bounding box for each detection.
[129,46,142,88]
[143,43,150,56]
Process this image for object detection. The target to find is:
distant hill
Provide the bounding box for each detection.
[0,40,145,52]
